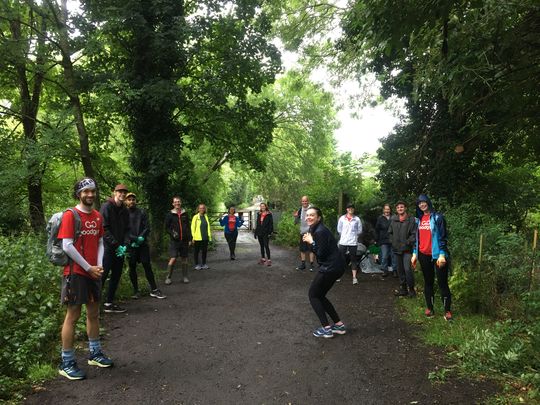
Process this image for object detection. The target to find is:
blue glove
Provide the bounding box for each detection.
[137,236,145,244]
[115,245,127,257]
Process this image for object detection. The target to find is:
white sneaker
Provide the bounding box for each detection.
[201,264,209,269]
[352,278,358,285]
[194,265,201,270]
[165,276,172,285]
[183,277,190,283]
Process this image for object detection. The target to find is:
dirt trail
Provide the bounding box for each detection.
[25,231,496,404]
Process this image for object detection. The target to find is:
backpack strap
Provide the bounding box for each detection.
[64,208,82,278]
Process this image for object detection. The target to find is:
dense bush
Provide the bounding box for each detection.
[274,215,299,247]
[0,233,64,400]
[445,204,534,316]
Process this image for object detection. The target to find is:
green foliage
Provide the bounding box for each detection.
[274,215,299,247]
[0,234,63,400]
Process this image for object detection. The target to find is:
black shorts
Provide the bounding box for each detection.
[299,234,311,252]
[61,274,101,305]
[169,240,189,258]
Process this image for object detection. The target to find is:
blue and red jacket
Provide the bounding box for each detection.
[413,194,448,259]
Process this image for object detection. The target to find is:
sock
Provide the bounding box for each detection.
[61,349,75,364]
[88,338,102,355]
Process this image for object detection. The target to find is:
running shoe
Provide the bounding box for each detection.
[58,360,86,380]
[424,308,435,318]
[88,351,114,368]
[352,278,358,285]
[194,264,202,270]
[165,276,172,285]
[266,260,272,267]
[331,324,347,335]
[131,292,141,299]
[394,288,408,297]
[258,258,266,265]
[309,263,314,272]
[103,303,126,313]
[313,327,333,338]
[183,277,190,284]
[201,264,209,269]
[444,311,453,322]
[150,289,166,299]
[296,262,306,270]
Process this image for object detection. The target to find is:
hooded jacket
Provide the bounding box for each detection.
[165,209,192,242]
[254,210,273,237]
[219,214,244,235]
[413,194,448,259]
[191,213,212,241]
[100,198,130,250]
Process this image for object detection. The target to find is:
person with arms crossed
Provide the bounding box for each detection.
[294,196,315,271]
[57,178,113,380]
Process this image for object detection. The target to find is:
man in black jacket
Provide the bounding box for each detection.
[387,201,417,297]
[126,193,165,299]
[164,196,192,284]
[100,184,131,313]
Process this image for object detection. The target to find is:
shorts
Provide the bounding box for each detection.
[299,234,311,252]
[169,240,189,258]
[61,274,101,305]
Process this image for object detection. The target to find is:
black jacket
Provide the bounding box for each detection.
[387,214,416,254]
[375,215,391,245]
[100,198,130,250]
[165,209,192,242]
[309,221,345,274]
[254,211,273,237]
[127,206,150,245]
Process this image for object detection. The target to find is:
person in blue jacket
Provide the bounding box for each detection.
[411,194,453,321]
[219,206,244,260]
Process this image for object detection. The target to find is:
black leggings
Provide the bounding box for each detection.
[128,246,157,291]
[193,240,209,265]
[225,231,238,256]
[419,252,451,311]
[258,234,271,259]
[309,270,344,326]
[102,250,124,304]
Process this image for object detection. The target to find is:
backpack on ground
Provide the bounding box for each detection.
[46,208,81,266]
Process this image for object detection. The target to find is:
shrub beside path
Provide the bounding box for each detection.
[25,231,496,404]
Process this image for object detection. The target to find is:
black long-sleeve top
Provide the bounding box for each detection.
[127,206,150,245]
[309,221,345,274]
[99,198,130,250]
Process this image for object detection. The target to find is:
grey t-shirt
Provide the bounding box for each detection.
[299,206,310,234]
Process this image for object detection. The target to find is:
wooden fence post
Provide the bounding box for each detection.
[478,233,484,264]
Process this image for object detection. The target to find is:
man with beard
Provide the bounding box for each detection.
[57,178,113,380]
[100,184,131,313]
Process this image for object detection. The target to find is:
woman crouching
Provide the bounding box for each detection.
[303,207,347,338]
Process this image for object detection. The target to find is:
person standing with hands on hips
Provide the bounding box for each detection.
[57,178,113,380]
[412,194,453,321]
[303,207,347,338]
[219,206,244,260]
[254,202,273,266]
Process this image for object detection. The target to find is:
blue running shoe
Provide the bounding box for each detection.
[331,324,347,335]
[58,360,86,380]
[313,327,333,338]
[88,351,114,368]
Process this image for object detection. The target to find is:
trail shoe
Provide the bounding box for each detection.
[407,289,417,298]
[425,308,435,318]
[309,263,314,272]
[394,289,408,297]
[201,264,209,270]
[381,270,389,278]
[58,360,86,380]
[131,292,141,299]
[444,311,453,322]
[88,351,114,368]
[352,278,358,285]
[331,324,347,335]
[296,262,306,271]
[103,303,126,313]
[164,276,172,285]
[183,277,190,283]
[150,289,166,299]
[258,258,266,265]
[313,327,333,338]
[194,264,202,270]
[266,260,272,267]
